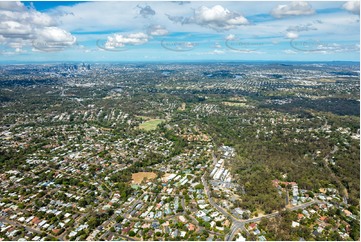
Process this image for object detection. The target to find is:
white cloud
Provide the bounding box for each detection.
[0,21,33,38]
[195,49,226,55]
[226,16,248,25]
[0,1,358,61]
[183,42,197,48]
[48,1,357,41]
[283,49,297,54]
[168,5,249,32]
[225,34,236,40]
[0,1,76,52]
[213,49,225,54]
[285,32,299,39]
[271,2,315,18]
[147,25,168,36]
[8,40,25,49]
[49,2,135,33]
[342,1,360,15]
[36,27,75,43]
[194,5,249,31]
[214,42,222,48]
[0,2,25,11]
[33,27,76,51]
[105,32,149,49]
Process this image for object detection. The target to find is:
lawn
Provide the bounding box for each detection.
[138,119,165,131]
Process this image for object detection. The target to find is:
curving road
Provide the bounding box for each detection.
[201,161,323,241]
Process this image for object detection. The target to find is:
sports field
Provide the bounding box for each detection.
[138,119,164,131]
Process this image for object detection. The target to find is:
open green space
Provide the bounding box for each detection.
[138,119,165,131]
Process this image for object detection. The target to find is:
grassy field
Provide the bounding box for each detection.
[138,119,165,131]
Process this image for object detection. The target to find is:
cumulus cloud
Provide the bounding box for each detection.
[342,1,360,15]
[285,32,299,39]
[0,21,33,38]
[194,5,249,31]
[36,27,74,42]
[0,1,76,52]
[271,1,315,18]
[0,2,25,11]
[147,25,168,36]
[33,27,76,51]
[137,5,156,18]
[104,32,149,49]
[167,5,249,32]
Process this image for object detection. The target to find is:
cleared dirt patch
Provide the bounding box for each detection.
[178,102,186,111]
[229,96,247,102]
[222,102,248,107]
[132,172,157,184]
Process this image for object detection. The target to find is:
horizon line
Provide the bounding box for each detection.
[0,60,360,65]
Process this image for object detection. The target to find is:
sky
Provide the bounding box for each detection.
[0,1,360,62]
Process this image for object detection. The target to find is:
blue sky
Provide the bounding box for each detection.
[0,1,359,62]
